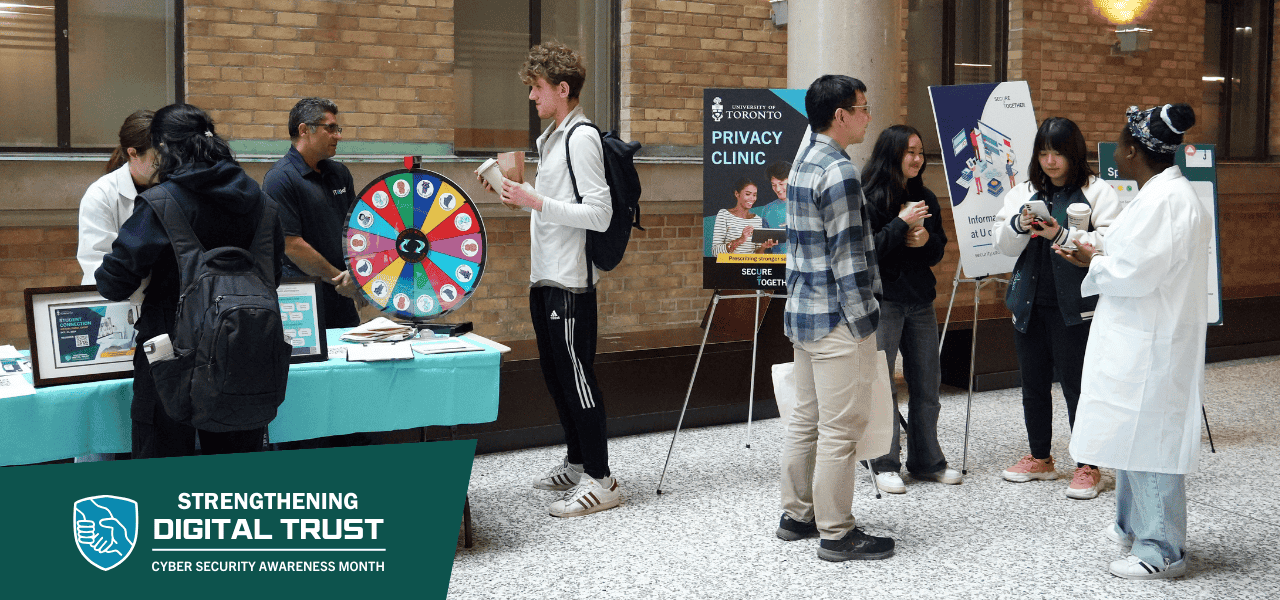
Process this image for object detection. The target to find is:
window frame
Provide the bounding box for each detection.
[0,0,184,154]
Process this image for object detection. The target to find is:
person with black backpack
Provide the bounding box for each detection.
[96,104,288,460]
[481,42,622,517]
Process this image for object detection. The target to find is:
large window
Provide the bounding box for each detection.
[905,0,1008,155]
[1204,0,1273,159]
[0,0,178,151]
[454,0,618,154]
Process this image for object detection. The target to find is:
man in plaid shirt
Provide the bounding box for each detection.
[775,75,895,562]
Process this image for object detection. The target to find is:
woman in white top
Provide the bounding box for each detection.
[712,178,777,254]
[72,109,153,464]
[1058,103,1204,581]
[77,109,157,285]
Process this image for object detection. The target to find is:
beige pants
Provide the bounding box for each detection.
[780,325,879,540]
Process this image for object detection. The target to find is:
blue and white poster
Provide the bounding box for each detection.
[702,88,809,290]
[929,82,1038,278]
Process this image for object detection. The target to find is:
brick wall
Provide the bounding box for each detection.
[1009,0,1207,149]
[438,212,714,341]
[185,0,454,143]
[0,227,82,349]
[620,0,787,150]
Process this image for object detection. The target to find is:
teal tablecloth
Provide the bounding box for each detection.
[0,329,501,466]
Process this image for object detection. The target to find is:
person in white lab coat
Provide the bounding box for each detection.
[1056,103,1205,580]
[72,109,155,464]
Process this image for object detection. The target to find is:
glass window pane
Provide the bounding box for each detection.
[1228,0,1266,158]
[906,0,945,154]
[455,0,531,152]
[542,0,616,132]
[1201,0,1223,149]
[68,0,176,148]
[0,1,57,147]
[954,0,1003,85]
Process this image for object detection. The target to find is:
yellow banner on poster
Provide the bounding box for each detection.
[716,254,786,264]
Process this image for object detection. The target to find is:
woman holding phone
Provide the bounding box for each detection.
[992,117,1121,499]
[861,125,957,493]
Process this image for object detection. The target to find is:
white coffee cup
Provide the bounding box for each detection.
[1062,203,1092,250]
[475,158,507,191]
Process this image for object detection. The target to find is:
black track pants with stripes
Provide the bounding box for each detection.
[530,285,610,479]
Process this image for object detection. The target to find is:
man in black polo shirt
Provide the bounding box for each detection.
[263,97,363,330]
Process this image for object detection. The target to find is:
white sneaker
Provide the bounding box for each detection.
[1109,554,1187,580]
[549,476,621,517]
[914,468,963,485]
[533,459,582,492]
[1102,523,1134,550]
[874,472,906,494]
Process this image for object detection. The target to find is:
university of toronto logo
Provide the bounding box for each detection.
[74,496,138,571]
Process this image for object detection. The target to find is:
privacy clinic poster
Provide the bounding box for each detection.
[702,88,808,290]
[0,442,475,599]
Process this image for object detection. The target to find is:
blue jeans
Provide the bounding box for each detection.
[1116,470,1187,567]
[869,300,947,475]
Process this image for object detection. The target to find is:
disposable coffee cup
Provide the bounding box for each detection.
[1062,203,1091,250]
[1065,203,1091,230]
[475,158,506,191]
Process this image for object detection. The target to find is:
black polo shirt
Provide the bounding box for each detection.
[262,146,361,329]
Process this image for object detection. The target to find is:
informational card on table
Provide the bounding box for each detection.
[277,278,328,362]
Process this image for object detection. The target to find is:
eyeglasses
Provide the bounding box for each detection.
[309,122,343,134]
[844,104,871,116]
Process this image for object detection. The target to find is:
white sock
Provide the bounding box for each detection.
[569,462,584,473]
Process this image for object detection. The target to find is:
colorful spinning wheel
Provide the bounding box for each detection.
[342,169,486,321]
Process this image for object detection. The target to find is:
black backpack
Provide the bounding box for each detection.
[564,122,644,282]
[144,188,291,432]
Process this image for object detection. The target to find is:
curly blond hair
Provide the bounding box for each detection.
[519,41,586,100]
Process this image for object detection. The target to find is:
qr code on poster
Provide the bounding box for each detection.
[76,334,89,347]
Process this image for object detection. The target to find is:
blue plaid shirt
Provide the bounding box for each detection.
[784,131,881,342]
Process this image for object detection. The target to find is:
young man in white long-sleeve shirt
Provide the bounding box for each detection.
[488,42,620,517]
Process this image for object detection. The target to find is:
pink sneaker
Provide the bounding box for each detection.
[1001,454,1058,482]
[1066,465,1102,499]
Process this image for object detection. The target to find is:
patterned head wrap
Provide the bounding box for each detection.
[1125,104,1184,154]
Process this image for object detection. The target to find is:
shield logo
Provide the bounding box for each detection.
[74,495,138,571]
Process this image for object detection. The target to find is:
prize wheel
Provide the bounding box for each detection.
[343,169,486,321]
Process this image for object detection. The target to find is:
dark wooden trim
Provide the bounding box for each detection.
[54,0,70,148]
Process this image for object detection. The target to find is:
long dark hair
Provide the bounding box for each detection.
[151,104,236,183]
[862,124,926,214]
[1027,117,1094,193]
[105,110,154,174]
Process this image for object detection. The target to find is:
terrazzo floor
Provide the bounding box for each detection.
[450,355,1280,599]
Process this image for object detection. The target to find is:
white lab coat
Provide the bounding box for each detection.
[76,164,147,301]
[1068,166,1209,474]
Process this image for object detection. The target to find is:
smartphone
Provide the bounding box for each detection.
[1021,200,1051,221]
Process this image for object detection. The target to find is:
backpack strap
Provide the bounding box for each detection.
[143,184,278,285]
[562,120,602,289]
[143,185,207,288]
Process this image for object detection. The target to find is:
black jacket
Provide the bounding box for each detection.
[864,183,947,305]
[95,160,284,424]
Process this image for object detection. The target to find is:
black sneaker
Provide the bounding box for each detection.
[817,527,895,561]
[776,514,819,541]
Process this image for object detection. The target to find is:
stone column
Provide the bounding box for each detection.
[786,0,900,166]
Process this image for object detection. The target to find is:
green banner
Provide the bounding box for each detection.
[0,441,475,599]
